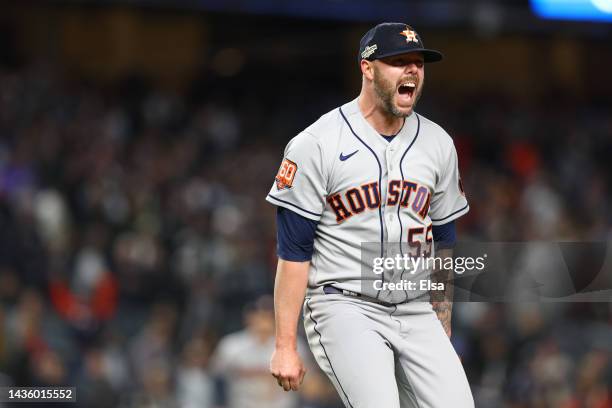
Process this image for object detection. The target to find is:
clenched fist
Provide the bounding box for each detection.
[270,347,306,391]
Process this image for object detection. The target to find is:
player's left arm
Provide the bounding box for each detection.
[430,221,456,337]
[431,249,453,337]
[428,134,468,338]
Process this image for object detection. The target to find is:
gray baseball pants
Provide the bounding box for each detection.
[303,292,474,408]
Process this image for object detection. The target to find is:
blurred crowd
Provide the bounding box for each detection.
[0,60,610,408]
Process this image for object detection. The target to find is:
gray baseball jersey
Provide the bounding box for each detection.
[266,98,468,302]
[267,98,473,408]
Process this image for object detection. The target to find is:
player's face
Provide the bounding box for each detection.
[372,52,425,118]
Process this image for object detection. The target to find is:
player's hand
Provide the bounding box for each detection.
[270,347,306,392]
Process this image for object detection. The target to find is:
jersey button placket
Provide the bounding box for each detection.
[387,146,395,171]
[385,146,396,241]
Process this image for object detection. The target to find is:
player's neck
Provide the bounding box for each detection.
[358,94,405,136]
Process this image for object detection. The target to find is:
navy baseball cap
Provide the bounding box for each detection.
[358,22,443,63]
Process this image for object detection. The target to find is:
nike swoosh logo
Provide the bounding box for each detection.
[339,150,359,161]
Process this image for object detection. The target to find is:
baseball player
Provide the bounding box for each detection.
[267,22,473,407]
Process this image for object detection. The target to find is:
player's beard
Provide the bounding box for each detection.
[372,66,422,118]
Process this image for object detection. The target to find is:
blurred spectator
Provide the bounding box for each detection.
[29,348,67,386]
[3,289,73,386]
[129,302,178,386]
[77,347,120,408]
[131,360,176,408]
[49,226,119,340]
[211,295,307,408]
[176,332,215,408]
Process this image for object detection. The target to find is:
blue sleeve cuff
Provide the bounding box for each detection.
[432,220,456,249]
[276,207,318,261]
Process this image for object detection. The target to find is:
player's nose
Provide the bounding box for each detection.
[404,62,419,74]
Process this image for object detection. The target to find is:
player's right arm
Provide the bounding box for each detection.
[270,258,309,391]
[270,206,318,391]
[266,131,327,391]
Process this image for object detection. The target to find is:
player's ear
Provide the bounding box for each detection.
[361,59,375,81]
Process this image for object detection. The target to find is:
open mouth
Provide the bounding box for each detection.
[398,81,416,98]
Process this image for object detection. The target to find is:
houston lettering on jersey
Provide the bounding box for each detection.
[326,179,431,223]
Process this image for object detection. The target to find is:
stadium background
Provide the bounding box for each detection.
[0,1,610,407]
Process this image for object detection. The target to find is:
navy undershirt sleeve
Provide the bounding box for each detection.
[432,220,456,249]
[276,207,318,261]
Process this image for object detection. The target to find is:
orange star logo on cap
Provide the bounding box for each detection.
[400,28,418,43]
